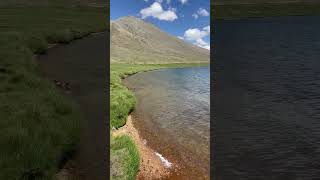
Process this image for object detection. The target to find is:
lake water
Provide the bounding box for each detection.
[124,66,210,179]
[213,16,320,180]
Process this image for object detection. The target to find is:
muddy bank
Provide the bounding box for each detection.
[37,32,108,180]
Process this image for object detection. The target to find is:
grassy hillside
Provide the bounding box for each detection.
[0,3,107,179]
[213,1,320,19]
[111,16,209,64]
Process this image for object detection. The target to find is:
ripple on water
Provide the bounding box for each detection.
[125,66,210,179]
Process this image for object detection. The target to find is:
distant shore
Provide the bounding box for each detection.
[213,2,320,19]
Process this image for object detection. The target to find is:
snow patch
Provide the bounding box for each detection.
[155,152,172,168]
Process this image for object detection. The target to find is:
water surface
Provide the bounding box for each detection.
[125,66,210,179]
[38,32,108,179]
[213,16,320,180]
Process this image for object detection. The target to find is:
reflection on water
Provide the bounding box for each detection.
[125,66,210,179]
[213,16,320,180]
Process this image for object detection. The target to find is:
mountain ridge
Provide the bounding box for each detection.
[111,16,209,64]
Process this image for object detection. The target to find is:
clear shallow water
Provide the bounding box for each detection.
[213,16,320,180]
[124,66,210,179]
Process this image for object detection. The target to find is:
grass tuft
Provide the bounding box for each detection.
[110,135,140,180]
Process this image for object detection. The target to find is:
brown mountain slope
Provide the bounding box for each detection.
[111,16,209,64]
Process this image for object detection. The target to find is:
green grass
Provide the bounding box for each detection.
[110,135,140,180]
[110,63,208,180]
[0,5,107,180]
[213,2,320,19]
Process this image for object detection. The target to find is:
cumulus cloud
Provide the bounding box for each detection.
[140,2,178,21]
[179,0,188,5]
[183,26,210,50]
[195,39,210,50]
[193,8,209,19]
[184,27,209,40]
[192,13,198,19]
[197,8,209,16]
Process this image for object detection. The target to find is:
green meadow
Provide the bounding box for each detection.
[0,4,107,179]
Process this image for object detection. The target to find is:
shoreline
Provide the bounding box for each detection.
[110,64,209,180]
[0,5,108,179]
[112,115,173,179]
[111,65,209,179]
[38,32,108,179]
[35,31,107,180]
[213,2,320,19]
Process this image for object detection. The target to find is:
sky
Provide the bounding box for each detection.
[110,0,211,50]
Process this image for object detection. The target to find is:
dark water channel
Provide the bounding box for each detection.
[213,16,320,180]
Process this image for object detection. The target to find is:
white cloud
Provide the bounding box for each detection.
[140,2,178,21]
[178,36,184,40]
[184,28,209,40]
[203,25,210,33]
[179,0,188,5]
[158,11,177,21]
[183,26,210,50]
[193,8,210,20]
[192,13,198,19]
[197,8,209,16]
[195,39,210,50]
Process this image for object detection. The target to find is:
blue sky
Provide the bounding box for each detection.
[111,0,211,50]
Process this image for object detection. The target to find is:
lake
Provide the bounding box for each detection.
[124,66,210,179]
[213,16,320,180]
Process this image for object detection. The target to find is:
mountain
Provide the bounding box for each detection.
[111,16,209,64]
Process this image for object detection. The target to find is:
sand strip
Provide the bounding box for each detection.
[112,115,174,180]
